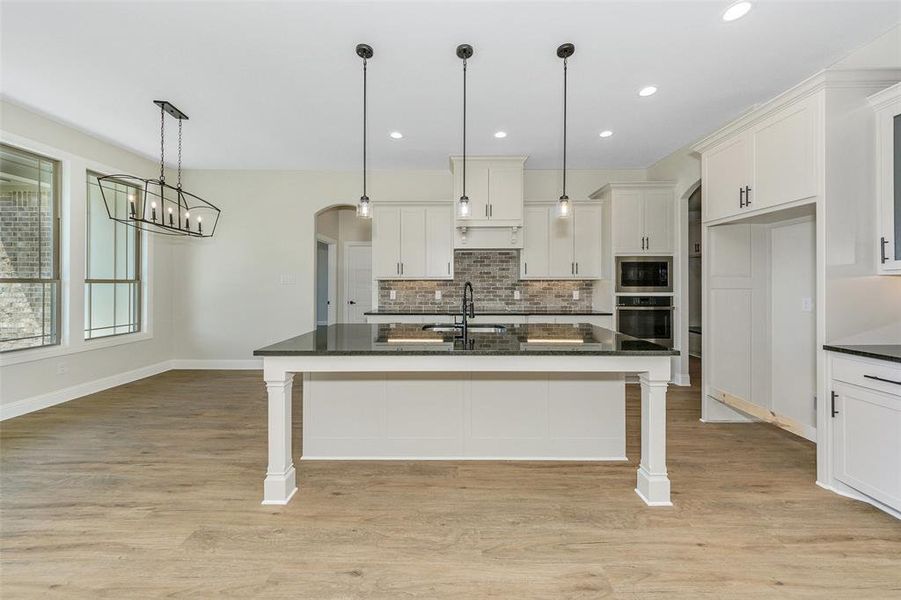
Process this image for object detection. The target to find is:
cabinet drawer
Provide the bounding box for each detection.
[831,355,901,397]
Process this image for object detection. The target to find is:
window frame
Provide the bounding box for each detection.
[0,143,62,354]
[84,171,143,341]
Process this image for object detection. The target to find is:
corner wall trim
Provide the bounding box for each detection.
[1,359,174,421]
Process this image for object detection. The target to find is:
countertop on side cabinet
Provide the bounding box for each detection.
[823,344,901,364]
[364,310,614,316]
[255,324,677,357]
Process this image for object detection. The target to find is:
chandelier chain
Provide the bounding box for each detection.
[178,118,183,189]
[363,56,367,198]
[462,58,467,198]
[159,104,165,183]
[562,56,567,198]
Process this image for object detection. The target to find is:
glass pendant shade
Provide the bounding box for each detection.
[458,195,470,218]
[557,195,571,219]
[357,195,371,218]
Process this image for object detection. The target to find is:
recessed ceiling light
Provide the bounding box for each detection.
[389,131,403,139]
[722,1,752,22]
[599,130,613,138]
[638,86,658,97]
[494,131,507,138]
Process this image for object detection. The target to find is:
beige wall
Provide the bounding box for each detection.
[0,101,175,408]
[174,167,646,360]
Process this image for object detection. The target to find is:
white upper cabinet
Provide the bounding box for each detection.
[451,156,526,227]
[703,133,752,222]
[697,92,821,223]
[520,202,603,280]
[593,183,675,255]
[572,204,603,278]
[870,82,901,274]
[372,202,454,280]
[521,205,550,278]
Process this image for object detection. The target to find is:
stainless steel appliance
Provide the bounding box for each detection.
[616,296,674,348]
[615,256,673,293]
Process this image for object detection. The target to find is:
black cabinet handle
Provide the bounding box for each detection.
[831,390,839,417]
[739,187,745,208]
[864,374,901,386]
[744,185,752,206]
[880,237,888,264]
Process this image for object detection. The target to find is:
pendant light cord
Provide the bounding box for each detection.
[562,56,567,198]
[462,57,467,198]
[363,56,368,199]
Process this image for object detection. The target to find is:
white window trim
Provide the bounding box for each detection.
[0,130,156,367]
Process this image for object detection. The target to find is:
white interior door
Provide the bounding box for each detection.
[344,244,372,324]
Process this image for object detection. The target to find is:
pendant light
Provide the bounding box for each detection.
[356,43,374,219]
[96,101,220,237]
[456,43,473,218]
[556,43,575,219]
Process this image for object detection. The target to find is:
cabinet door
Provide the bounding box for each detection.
[708,287,752,401]
[372,205,401,279]
[643,189,673,253]
[425,204,454,278]
[703,133,751,222]
[399,206,427,278]
[454,162,490,223]
[572,204,602,278]
[752,98,818,211]
[832,382,901,511]
[521,205,550,278]
[548,213,575,277]
[612,190,644,254]
[487,166,523,221]
[877,102,901,272]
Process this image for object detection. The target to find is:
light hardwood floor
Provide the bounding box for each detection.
[2,359,899,598]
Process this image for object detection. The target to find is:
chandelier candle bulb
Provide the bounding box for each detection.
[151,201,157,221]
[129,196,136,218]
[197,216,203,234]
[184,212,190,230]
[168,206,174,226]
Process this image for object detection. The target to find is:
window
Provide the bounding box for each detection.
[0,144,61,353]
[85,172,141,339]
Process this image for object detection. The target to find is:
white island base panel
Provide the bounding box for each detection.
[302,372,626,460]
[260,353,673,507]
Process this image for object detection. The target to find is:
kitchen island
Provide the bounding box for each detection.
[254,323,678,507]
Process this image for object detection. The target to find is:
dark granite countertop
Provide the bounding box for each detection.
[364,310,613,316]
[255,323,678,357]
[823,344,901,364]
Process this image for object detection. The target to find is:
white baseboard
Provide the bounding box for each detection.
[1,360,174,421]
[170,359,263,370]
[672,372,691,387]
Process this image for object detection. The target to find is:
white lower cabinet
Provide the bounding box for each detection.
[830,354,901,513]
[373,203,454,279]
[521,202,603,279]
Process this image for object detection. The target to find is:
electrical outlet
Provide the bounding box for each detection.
[513,290,521,300]
[389,290,397,300]
[801,297,813,312]
[435,290,442,300]
[56,362,68,375]
[572,290,580,300]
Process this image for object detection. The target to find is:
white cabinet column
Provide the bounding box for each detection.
[262,372,297,505]
[636,373,672,506]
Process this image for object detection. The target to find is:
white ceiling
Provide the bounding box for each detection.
[1,1,898,170]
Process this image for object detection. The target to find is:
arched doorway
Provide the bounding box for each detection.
[314,205,372,325]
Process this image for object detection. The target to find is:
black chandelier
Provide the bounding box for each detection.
[97,101,220,237]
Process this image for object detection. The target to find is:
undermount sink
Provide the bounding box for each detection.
[422,324,508,334]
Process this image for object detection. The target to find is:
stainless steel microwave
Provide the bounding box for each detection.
[615,256,673,294]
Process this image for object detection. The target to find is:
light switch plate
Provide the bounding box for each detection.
[801,297,813,312]
[279,273,296,285]
[572,290,580,300]
[513,290,521,300]
[389,290,397,300]
[435,290,442,300]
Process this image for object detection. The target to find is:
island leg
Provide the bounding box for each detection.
[636,372,672,506]
[262,371,297,505]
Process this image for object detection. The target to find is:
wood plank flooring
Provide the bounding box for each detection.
[2,359,899,598]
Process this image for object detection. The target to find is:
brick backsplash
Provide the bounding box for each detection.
[377,250,593,312]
